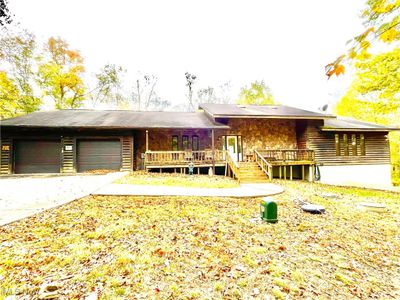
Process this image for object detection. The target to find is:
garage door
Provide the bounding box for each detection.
[14,140,61,174]
[77,140,121,172]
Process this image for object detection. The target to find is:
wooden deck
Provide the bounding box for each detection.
[145,149,316,181]
[144,150,225,169]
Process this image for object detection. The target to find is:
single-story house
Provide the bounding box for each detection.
[0,103,398,187]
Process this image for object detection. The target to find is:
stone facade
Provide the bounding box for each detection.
[133,119,298,169]
[224,119,297,154]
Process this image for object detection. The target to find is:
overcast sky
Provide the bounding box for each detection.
[9,0,365,111]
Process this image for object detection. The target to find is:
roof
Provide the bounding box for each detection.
[199,103,335,119]
[0,110,229,129]
[321,117,400,132]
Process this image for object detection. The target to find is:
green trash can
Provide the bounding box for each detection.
[260,197,278,223]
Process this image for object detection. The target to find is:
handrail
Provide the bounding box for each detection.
[256,149,315,162]
[145,150,224,166]
[254,150,273,181]
[225,150,240,179]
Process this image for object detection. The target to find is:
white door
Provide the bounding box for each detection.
[227,136,238,161]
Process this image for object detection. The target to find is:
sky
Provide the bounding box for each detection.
[8,0,366,112]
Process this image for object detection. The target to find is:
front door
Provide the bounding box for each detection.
[226,135,243,162]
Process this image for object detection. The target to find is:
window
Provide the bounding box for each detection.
[335,133,365,156]
[360,134,365,156]
[172,135,178,151]
[182,135,189,150]
[192,135,199,151]
[343,134,349,156]
[335,134,340,156]
[351,134,357,156]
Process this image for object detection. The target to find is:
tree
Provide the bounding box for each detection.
[335,49,400,184]
[326,0,400,78]
[0,31,42,117]
[185,72,197,111]
[88,64,125,108]
[197,86,216,104]
[237,80,275,105]
[37,37,85,109]
[0,0,13,27]
[196,82,234,104]
[0,71,20,118]
[131,73,170,111]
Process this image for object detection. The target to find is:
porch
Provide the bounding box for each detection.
[143,148,316,181]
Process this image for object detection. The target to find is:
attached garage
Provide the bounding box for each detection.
[14,140,61,174]
[77,139,122,172]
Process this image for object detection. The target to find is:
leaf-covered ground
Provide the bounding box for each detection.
[1,180,399,299]
[115,172,239,188]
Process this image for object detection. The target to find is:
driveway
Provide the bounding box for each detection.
[0,172,126,226]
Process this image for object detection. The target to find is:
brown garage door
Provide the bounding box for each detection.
[14,140,61,174]
[77,139,121,172]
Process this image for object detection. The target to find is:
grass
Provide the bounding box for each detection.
[0,180,399,299]
[115,171,239,188]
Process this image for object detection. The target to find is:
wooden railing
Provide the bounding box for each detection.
[145,150,225,166]
[225,150,240,178]
[256,149,315,162]
[254,150,273,181]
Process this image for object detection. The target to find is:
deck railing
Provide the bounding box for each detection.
[225,150,240,178]
[256,149,315,162]
[145,150,225,166]
[254,150,273,181]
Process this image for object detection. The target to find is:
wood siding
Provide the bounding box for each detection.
[305,120,390,165]
[121,136,134,171]
[61,137,75,173]
[0,138,12,175]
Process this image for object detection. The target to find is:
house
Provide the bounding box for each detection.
[0,103,398,188]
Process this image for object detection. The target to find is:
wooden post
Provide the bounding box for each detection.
[279,166,282,179]
[211,129,215,175]
[302,165,305,180]
[198,167,200,175]
[146,130,149,152]
[283,166,286,180]
[290,165,293,180]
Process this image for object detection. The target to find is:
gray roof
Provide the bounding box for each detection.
[200,103,334,119]
[321,117,399,132]
[0,110,229,129]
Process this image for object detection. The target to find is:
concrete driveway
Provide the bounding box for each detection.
[0,172,126,226]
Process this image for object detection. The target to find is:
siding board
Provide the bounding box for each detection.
[305,121,390,165]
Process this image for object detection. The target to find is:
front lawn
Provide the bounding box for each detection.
[1,181,399,299]
[115,172,239,188]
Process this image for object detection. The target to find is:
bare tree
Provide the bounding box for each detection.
[185,72,197,111]
[132,73,170,111]
[88,64,125,108]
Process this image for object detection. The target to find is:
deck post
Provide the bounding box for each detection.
[283,166,286,180]
[302,165,305,180]
[146,130,149,151]
[290,165,293,180]
[211,129,215,175]
[279,166,282,179]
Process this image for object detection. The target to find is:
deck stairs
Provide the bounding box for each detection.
[235,161,269,183]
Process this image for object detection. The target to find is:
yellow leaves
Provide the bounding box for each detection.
[326,55,346,78]
[380,27,398,43]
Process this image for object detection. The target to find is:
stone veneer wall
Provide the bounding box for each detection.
[225,119,297,154]
[134,119,298,169]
